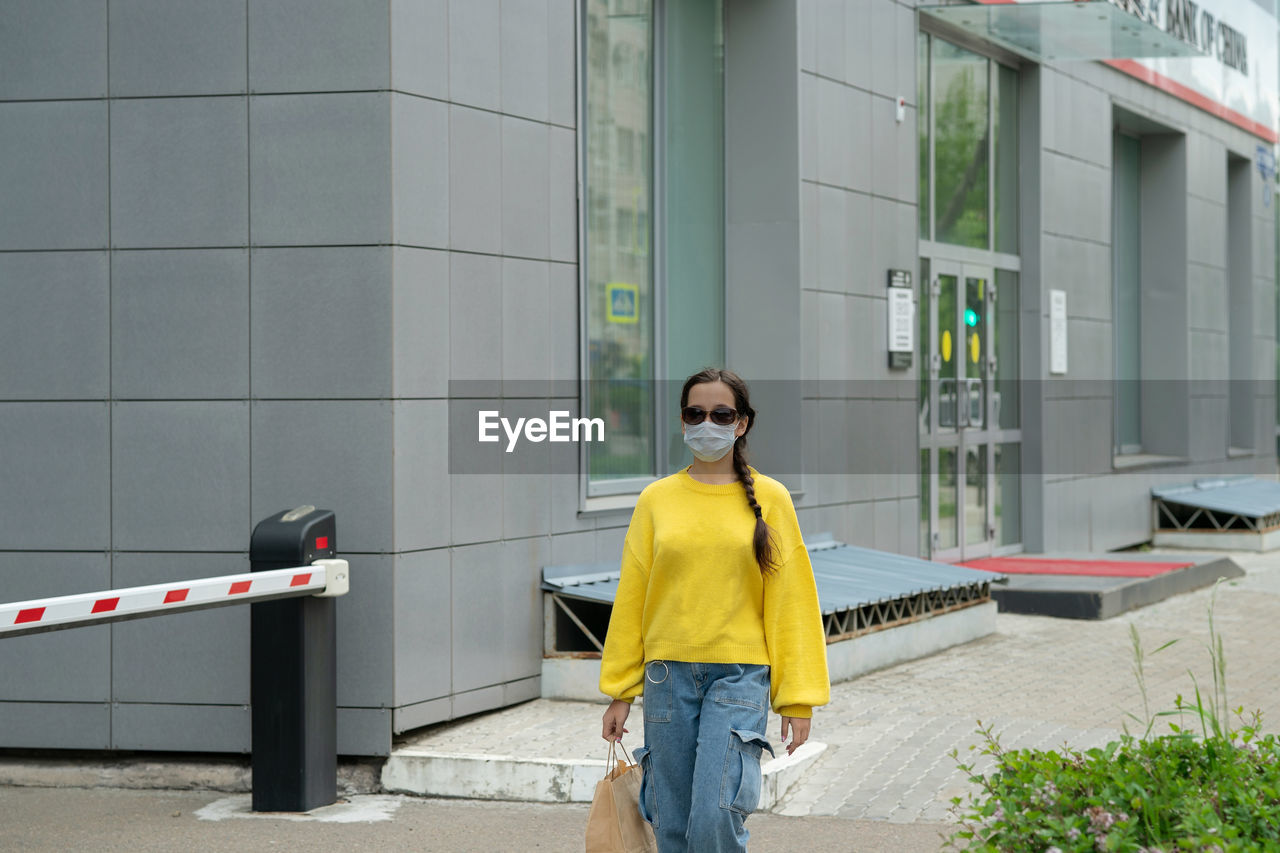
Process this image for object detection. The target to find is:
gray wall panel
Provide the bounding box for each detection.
[448,0,501,112]
[817,77,852,189]
[110,97,248,248]
[549,127,578,263]
[391,94,450,249]
[0,252,109,400]
[336,554,394,708]
[800,73,818,183]
[111,402,250,551]
[844,0,872,92]
[502,259,551,382]
[392,401,452,553]
[499,535,550,681]
[547,0,577,128]
[502,117,551,259]
[392,247,450,399]
[873,498,899,552]
[0,0,106,101]
[249,93,391,246]
[0,403,109,549]
[812,0,844,81]
[112,703,250,753]
[500,401,553,540]
[251,400,393,554]
[451,542,506,693]
[390,0,448,100]
[500,0,550,123]
[109,0,247,97]
[0,101,108,251]
[548,262,579,381]
[452,684,503,720]
[250,247,392,398]
[0,553,110,702]
[393,549,451,708]
[449,252,503,381]
[111,249,250,399]
[449,105,504,254]
[871,94,912,203]
[248,0,389,93]
[338,707,392,756]
[0,703,110,750]
[111,553,251,704]
[394,697,450,735]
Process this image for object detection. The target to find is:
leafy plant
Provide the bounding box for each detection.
[946,580,1280,851]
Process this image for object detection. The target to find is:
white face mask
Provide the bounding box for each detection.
[683,420,739,462]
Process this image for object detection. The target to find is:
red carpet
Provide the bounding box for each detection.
[960,557,1195,578]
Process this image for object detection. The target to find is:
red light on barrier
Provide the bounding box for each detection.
[316,536,329,550]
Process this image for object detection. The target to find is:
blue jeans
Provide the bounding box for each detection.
[632,661,775,853]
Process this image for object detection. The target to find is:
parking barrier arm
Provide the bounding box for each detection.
[0,559,350,640]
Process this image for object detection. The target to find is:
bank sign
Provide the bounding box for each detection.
[1108,0,1279,139]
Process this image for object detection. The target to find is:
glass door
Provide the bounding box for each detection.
[922,261,996,562]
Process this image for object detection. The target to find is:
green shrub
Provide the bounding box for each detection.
[947,581,1280,852]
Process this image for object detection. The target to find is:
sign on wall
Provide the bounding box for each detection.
[1050,289,1068,375]
[1106,0,1279,139]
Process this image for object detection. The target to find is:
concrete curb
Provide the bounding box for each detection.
[381,741,828,811]
[0,755,382,796]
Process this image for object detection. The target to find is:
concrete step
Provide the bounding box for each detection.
[381,740,828,811]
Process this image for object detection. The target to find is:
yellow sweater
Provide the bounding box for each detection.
[598,466,831,718]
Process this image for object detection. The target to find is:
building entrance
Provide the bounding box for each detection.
[918,257,1021,562]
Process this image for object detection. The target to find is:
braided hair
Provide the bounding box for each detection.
[680,368,781,576]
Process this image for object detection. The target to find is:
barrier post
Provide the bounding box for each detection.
[249,506,338,812]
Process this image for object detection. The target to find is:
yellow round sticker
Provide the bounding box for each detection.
[970,332,981,364]
[941,330,952,362]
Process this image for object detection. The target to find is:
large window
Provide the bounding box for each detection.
[918,34,1018,254]
[581,0,725,497]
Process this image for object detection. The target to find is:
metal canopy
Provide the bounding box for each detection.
[919,1,1205,62]
[1152,477,1280,533]
[541,542,1006,652]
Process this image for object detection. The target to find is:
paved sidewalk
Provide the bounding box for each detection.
[774,548,1280,823]
[3,548,1276,852]
[396,547,1280,832]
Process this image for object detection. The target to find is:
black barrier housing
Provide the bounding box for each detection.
[250,507,338,812]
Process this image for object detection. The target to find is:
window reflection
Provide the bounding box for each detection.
[933,39,989,249]
[585,0,655,484]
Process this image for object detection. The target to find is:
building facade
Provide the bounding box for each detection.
[0,0,1275,755]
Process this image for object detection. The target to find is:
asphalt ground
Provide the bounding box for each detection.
[0,787,955,852]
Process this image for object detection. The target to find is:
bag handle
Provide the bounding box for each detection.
[604,739,636,777]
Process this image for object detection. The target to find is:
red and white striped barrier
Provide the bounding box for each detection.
[0,558,349,640]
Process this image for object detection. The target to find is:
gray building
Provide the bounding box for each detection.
[1,0,1276,756]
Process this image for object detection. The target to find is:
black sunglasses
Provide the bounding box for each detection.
[681,406,740,426]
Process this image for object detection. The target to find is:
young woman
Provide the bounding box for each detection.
[599,368,830,853]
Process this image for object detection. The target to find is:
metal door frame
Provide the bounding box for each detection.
[921,259,996,563]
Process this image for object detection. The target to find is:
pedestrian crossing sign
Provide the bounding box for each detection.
[606,283,638,324]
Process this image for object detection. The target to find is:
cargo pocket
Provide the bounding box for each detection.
[632,745,659,829]
[642,660,671,723]
[720,729,775,816]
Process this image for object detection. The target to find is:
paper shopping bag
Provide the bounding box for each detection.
[585,742,657,853]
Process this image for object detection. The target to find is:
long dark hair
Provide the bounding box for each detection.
[680,368,780,576]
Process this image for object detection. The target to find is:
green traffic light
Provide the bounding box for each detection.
[964,308,979,327]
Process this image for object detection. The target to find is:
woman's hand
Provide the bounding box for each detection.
[602,699,632,742]
[780,716,810,756]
